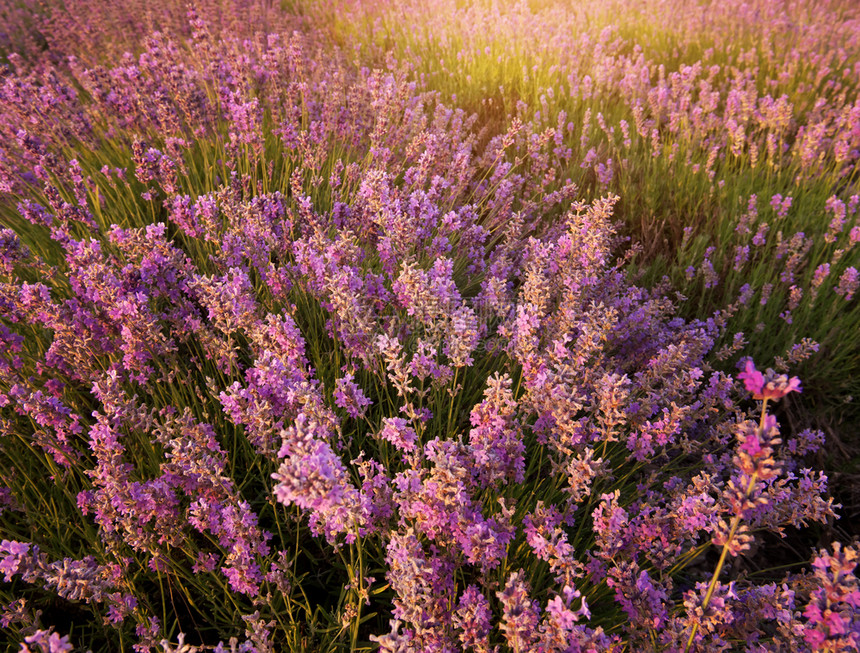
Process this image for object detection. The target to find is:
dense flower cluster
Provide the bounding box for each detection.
[0,0,857,651]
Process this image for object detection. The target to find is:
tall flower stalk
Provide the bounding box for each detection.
[685,361,802,652]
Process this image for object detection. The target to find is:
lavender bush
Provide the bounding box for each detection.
[0,0,858,651]
[310,0,860,427]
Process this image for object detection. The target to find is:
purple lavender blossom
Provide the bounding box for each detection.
[497,570,540,651]
[334,373,373,419]
[835,267,859,301]
[802,543,860,650]
[20,628,73,653]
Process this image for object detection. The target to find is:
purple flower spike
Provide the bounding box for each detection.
[334,373,373,419]
[20,628,73,653]
[802,542,860,651]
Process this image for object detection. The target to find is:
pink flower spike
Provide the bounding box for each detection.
[738,359,764,397]
[737,359,801,401]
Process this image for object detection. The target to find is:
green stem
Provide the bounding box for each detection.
[684,400,768,652]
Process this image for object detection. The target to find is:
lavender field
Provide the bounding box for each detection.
[1,0,859,650]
